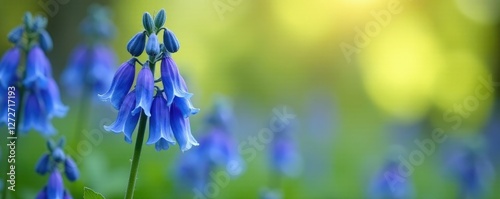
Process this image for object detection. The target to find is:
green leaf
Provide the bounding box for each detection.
[83,187,106,199]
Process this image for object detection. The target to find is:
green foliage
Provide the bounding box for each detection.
[83,187,106,199]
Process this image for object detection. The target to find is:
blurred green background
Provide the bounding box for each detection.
[0,0,499,198]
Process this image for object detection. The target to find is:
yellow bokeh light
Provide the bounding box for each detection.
[360,14,444,120]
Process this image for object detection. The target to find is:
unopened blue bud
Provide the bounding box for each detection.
[154,9,166,29]
[33,16,48,31]
[23,12,34,32]
[163,29,180,53]
[146,34,160,56]
[8,26,24,44]
[52,148,66,163]
[127,32,146,56]
[39,30,53,51]
[142,12,155,34]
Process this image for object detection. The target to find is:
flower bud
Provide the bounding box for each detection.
[39,29,53,52]
[52,148,66,163]
[127,32,146,56]
[154,9,166,29]
[163,29,180,53]
[142,12,155,34]
[8,26,24,44]
[146,34,160,56]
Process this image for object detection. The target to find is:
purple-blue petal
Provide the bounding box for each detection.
[171,100,199,152]
[0,47,21,88]
[63,190,73,199]
[47,169,64,199]
[133,66,154,116]
[160,56,192,105]
[20,92,55,136]
[104,91,136,134]
[173,96,199,118]
[40,78,68,118]
[147,94,165,145]
[98,59,135,109]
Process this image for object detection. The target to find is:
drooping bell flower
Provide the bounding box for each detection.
[132,65,154,117]
[24,46,51,88]
[269,126,302,178]
[98,59,136,109]
[47,169,64,199]
[40,78,68,118]
[20,92,55,135]
[171,96,199,152]
[104,91,140,143]
[160,56,192,105]
[147,92,175,150]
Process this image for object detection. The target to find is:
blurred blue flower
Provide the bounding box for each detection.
[62,44,115,98]
[269,126,302,178]
[24,45,51,88]
[260,188,283,199]
[0,13,67,137]
[368,160,413,199]
[36,139,79,199]
[20,92,55,135]
[0,47,21,88]
[47,169,64,199]
[62,5,116,99]
[442,140,494,198]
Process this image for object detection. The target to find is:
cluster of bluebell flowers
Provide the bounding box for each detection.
[35,138,79,199]
[100,9,199,151]
[0,12,67,135]
[61,5,116,98]
[175,98,244,192]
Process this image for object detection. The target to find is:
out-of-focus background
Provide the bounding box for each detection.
[0,0,499,198]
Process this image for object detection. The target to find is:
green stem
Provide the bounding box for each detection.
[124,111,148,199]
[70,87,91,149]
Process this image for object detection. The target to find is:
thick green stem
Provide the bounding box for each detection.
[124,111,148,199]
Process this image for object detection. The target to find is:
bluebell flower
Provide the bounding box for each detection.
[171,96,199,152]
[173,149,211,193]
[104,91,140,142]
[160,56,192,105]
[88,45,115,94]
[35,153,51,175]
[40,79,68,118]
[0,47,21,88]
[24,45,51,88]
[99,59,136,109]
[147,92,175,150]
[269,127,301,177]
[132,66,154,116]
[61,45,86,93]
[127,32,146,57]
[163,29,180,53]
[20,92,55,135]
[7,26,23,44]
[47,169,64,199]
[368,160,413,199]
[64,157,79,182]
